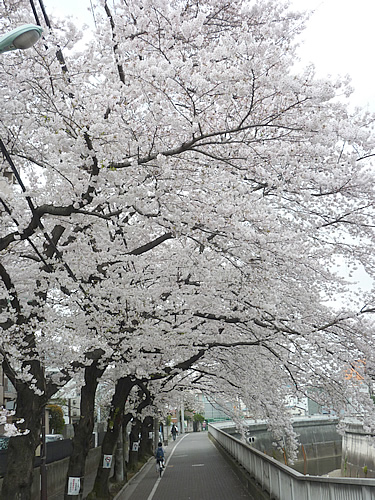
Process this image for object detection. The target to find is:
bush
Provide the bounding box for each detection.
[47,404,65,434]
[193,413,205,424]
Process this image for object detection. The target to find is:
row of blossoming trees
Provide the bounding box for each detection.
[1,0,375,498]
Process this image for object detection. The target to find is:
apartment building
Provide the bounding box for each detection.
[0,366,17,409]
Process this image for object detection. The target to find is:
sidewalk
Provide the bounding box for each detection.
[116,432,252,500]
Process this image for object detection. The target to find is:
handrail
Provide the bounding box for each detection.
[208,423,375,500]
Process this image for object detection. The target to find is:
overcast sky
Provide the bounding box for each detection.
[45,0,375,111]
[291,0,375,110]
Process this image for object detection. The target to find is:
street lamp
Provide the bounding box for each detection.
[0,21,44,500]
[0,24,43,54]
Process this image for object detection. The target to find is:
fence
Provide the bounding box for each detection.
[209,423,375,500]
[0,432,105,478]
[0,445,101,500]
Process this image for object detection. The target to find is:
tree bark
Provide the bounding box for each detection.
[114,426,124,483]
[121,412,134,483]
[87,376,133,500]
[64,358,105,500]
[1,361,49,500]
[139,416,153,459]
[128,419,141,470]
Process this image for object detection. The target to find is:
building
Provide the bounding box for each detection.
[0,366,16,409]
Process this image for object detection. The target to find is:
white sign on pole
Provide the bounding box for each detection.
[67,477,81,495]
[132,442,139,452]
[103,454,113,468]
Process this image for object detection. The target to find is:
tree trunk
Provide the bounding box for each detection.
[128,419,141,470]
[114,426,124,483]
[87,376,133,500]
[1,366,48,500]
[122,413,133,483]
[64,359,105,500]
[139,416,153,460]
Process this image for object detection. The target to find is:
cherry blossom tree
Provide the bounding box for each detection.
[1,0,375,498]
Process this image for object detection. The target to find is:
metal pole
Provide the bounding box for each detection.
[40,407,47,500]
[181,402,185,434]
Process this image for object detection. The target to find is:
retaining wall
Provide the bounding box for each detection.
[219,417,342,475]
[209,423,375,500]
[342,422,375,478]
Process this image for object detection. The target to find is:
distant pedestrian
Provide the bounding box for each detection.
[171,424,178,441]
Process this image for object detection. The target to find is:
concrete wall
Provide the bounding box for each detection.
[209,423,375,500]
[342,421,375,478]
[0,446,101,499]
[219,416,342,475]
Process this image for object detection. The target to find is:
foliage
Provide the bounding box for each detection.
[47,404,65,434]
[193,413,205,424]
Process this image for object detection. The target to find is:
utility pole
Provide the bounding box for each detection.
[40,407,47,500]
[181,401,185,435]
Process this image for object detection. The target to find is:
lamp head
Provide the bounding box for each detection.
[0,24,43,54]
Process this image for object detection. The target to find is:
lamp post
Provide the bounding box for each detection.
[0,22,44,499]
[0,24,43,54]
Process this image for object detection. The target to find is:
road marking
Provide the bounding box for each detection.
[192,464,205,467]
[146,434,188,500]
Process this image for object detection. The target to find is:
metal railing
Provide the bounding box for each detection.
[209,423,375,500]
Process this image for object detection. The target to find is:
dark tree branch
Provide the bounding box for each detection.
[128,232,173,255]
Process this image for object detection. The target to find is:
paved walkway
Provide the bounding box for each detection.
[116,432,252,500]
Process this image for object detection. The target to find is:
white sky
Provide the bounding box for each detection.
[44,0,375,111]
[291,0,375,110]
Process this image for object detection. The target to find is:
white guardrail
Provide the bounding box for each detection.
[208,423,375,500]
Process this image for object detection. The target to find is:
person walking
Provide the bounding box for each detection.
[171,424,178,441]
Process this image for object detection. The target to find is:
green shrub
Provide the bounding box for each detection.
[47,404,65,434]
[193,413,205,423]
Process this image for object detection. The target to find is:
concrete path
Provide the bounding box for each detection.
[116,432,252,500]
